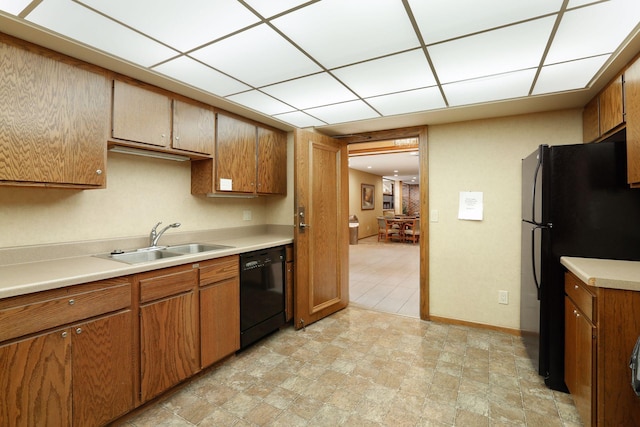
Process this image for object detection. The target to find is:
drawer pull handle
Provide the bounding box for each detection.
[61,331,68,338]
[76,328,82,335]
[68,299,75,305]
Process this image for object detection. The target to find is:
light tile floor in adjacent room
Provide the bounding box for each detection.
[349,235,420,318]
[120,306,581,426]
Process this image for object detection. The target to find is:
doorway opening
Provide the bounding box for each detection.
[341,127,429,320]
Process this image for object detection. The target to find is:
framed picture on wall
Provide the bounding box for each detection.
[361,184,374,210]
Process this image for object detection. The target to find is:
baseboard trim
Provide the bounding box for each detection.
[428,315,521,337]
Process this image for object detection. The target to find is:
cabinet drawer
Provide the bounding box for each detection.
[565,272,595,321]
[199,255,239,286]
[139,266,198,303]
[0,279,131,342]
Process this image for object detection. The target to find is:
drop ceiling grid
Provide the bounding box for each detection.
[1,0,639,129]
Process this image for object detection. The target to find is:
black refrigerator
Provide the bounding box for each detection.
[521,138,640,392]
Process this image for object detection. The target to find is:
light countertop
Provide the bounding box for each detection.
[561,256,640,292]
[0,231,292,300]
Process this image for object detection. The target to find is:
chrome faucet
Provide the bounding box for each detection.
[149,221,181,247]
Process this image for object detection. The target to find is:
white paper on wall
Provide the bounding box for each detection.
[220,178,233,191]
[458,191,483,221]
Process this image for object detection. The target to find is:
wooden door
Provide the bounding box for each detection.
[112,80,172,148]
[140,291,198,402]
[173,100,215,155]
[216,114,257,193]
[72,310,134,427]
[293,129,348,329]
[257,127,287,194]
[200,278,240,367]
[0,328,71,427]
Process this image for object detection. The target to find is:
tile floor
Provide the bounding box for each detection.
[349,235,420,318]
[120,306,581,426]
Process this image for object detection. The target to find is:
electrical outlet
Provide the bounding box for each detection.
[243,210,252,221]
[498,290,509,305]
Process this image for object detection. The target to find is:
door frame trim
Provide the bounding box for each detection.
[338,126,429,320]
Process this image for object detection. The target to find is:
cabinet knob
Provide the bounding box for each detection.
[61,331,68,338]
[574,285,578,290]
[68,299,75,305]
[161,134,166,138]
[75,328,82,335]
[96,169,103,175]
[175,136,180,140]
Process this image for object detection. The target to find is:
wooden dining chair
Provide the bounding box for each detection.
[403,218,420,244]
[377,217,401,242]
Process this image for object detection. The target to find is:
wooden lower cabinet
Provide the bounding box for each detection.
[0,328,72,427]
[0,310,134,427]
[72,311,134,427]
[138,265,199,403]
[564,271,640,426]
[199,256,240,368]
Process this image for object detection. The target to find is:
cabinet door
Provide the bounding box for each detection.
[216,114,257,193]
[566,297,595,427]
[582,97,599,143]
[0,329,71,427]
[72,310,134,427]
[200,278,240,367]
[0,37,108,187]
[599,76,624,135]
[112,80,172,148]
[140,291,198,402]
[257,127,287,194]
[173,100,215,155]
[626,57,640,186]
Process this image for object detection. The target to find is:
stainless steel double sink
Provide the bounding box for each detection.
[95,243,233,265]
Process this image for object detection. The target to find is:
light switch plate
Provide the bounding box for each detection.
[243,210,252,221]
[430,209,439,222]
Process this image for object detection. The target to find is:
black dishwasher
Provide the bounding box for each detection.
[240,247,285,349]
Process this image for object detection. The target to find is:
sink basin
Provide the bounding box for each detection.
[99,249,183,264]
[166,243,233,254]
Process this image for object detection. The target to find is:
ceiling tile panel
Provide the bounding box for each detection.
[0,0,32,15]
[26,0,178,67]
[261,72,357,110]
[533,55,609,95]
[409,0,563,44]
[226,90,295,115]
[304,100,379,124]
[190,24,322,88]
[272,0,419,69]
[366,87,446,116]
[77,0,259,52]
[545,0,640,64]
[332,49,437,98]
[153,56,250,97]
[243,0,311,18]
[428,16,555,84]
[273,110,326,128]
[443,69,537,107]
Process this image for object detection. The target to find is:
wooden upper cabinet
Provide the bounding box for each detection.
[582,97,600,143]
[112,80,172,148]
[173,100,215,155]
[192,113,287,196]
[625,56,640,186]
[257,127,287,195]
[582,75,624,143]
[216,113,258,193]
[600,75,624,136]
[0,35,109,188]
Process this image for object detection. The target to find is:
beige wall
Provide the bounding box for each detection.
[0,136,295,248]
[428,108,582,329]
[348,168,382,239]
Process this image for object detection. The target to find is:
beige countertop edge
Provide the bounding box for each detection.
[0,234,293,300]
[560,256,640,292]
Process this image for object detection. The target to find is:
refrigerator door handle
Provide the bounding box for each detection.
[531,148,543,222]
[530,223,551,300]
